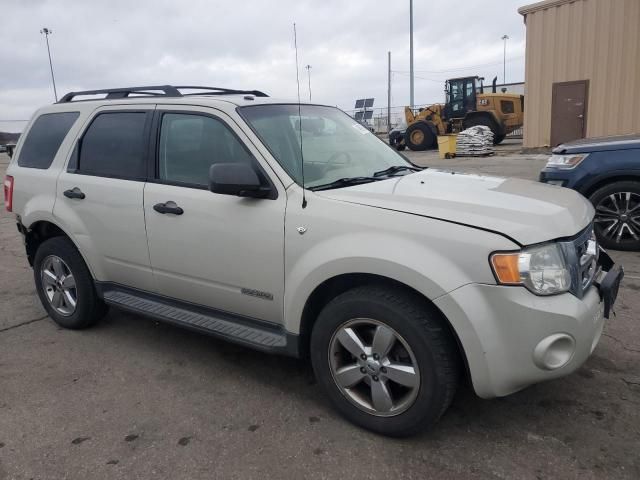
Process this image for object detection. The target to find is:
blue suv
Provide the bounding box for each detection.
[539,135,640,251]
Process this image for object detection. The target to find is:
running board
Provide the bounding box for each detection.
[98,285,296,356]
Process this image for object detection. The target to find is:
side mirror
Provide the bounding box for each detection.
[209,163,270,198]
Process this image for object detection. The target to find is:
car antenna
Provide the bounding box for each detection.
[293,22,307,209]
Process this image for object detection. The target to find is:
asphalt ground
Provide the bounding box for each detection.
[1,149,639,479]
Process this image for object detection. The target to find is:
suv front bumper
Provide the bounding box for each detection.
[434,254,623,398]
[539,168,570,187]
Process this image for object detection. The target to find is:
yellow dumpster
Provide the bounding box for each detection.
[437,135,457,159]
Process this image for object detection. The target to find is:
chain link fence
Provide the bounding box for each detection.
[343,104,435,134]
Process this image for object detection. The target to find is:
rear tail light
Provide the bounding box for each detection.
[3,175,14,212]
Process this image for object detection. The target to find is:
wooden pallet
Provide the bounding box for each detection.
[455,152,495,157]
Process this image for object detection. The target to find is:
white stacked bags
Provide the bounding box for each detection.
[456,125,494,156]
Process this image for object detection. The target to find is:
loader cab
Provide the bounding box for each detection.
[445,76,478,120]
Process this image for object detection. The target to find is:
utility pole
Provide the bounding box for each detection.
[305,64,312,101]
[501,34,509,85]
[40,28,58,102]
[387,51,391,134]
[409,0,414,108]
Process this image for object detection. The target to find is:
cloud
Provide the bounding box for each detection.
[0,0,526,132]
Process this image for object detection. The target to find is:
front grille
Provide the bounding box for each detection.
[559,224,599,299]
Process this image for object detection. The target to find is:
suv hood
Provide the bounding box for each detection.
[317,169,594,245]
[553,134,640,154]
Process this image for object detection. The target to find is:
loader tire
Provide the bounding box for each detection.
[405,122,435,151]
[462,116,503,145]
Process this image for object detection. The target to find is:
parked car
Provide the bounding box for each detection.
[389,125,406,150]
[539,135,640,251]
[5,85,623,437]
[5,144,16,157]
[0,145,7,153]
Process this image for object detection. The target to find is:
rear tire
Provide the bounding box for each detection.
[589,181,640,251]
[34,236,108,329]
[405,122,436,151]
[310,285,460,437]
[463,116,503,145]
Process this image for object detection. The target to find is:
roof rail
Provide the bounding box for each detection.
[57,85,269,103]
[57,85,182,103]
[175,86,269,97]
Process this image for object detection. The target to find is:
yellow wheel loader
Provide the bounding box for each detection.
[392,76,524,151]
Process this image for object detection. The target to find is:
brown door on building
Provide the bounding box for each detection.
[550,80,589,146]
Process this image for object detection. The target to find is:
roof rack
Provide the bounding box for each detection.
[177,86,269,98]
[57,85,269,103]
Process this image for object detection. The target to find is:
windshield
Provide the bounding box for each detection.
[239,104,414,189]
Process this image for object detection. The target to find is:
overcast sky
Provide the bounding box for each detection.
[0,0,527,133]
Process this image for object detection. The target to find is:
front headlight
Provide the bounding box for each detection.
[545,154,588,169]
[491,243,571,295]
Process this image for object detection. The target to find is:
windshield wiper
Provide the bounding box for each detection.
[373,165,423,177]
[309,176,383,191]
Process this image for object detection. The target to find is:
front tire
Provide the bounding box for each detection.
[590,181,640,251]
[310,286,460,437]
[405,122,436,151]
[34,236,108,329]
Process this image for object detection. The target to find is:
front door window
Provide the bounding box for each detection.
[158,113,255,187]
[449,80,464,115]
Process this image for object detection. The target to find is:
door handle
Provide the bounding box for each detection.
[577,114,584,119]
[153,201,184,215]
[63,187,85,200]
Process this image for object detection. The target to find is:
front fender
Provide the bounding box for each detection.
[577,169,640,196]
[283,192,517,334]
[284,236,461,334]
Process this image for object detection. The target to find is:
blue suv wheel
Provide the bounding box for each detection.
[589,181,640,251]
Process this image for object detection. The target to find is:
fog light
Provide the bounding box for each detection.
[545,180,565,186]
[533,333,575,370]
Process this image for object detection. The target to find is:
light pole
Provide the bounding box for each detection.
[409,0,414,108]
[40,27,58,102]
[387,51,391,134]
[501,34,509,86]
[305,64,312,102]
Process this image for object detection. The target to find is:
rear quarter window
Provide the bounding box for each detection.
[17,112,79,169]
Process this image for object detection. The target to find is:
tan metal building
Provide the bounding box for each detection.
[518,0,640,147]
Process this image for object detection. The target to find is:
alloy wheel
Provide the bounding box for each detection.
[328,318,420,417]
[594,191,640,243]
[41,255,77,316]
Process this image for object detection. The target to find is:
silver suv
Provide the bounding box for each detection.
[4,85,623,436]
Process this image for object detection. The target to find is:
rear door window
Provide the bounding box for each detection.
[77,112,149,179]
[18,112,79,169]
